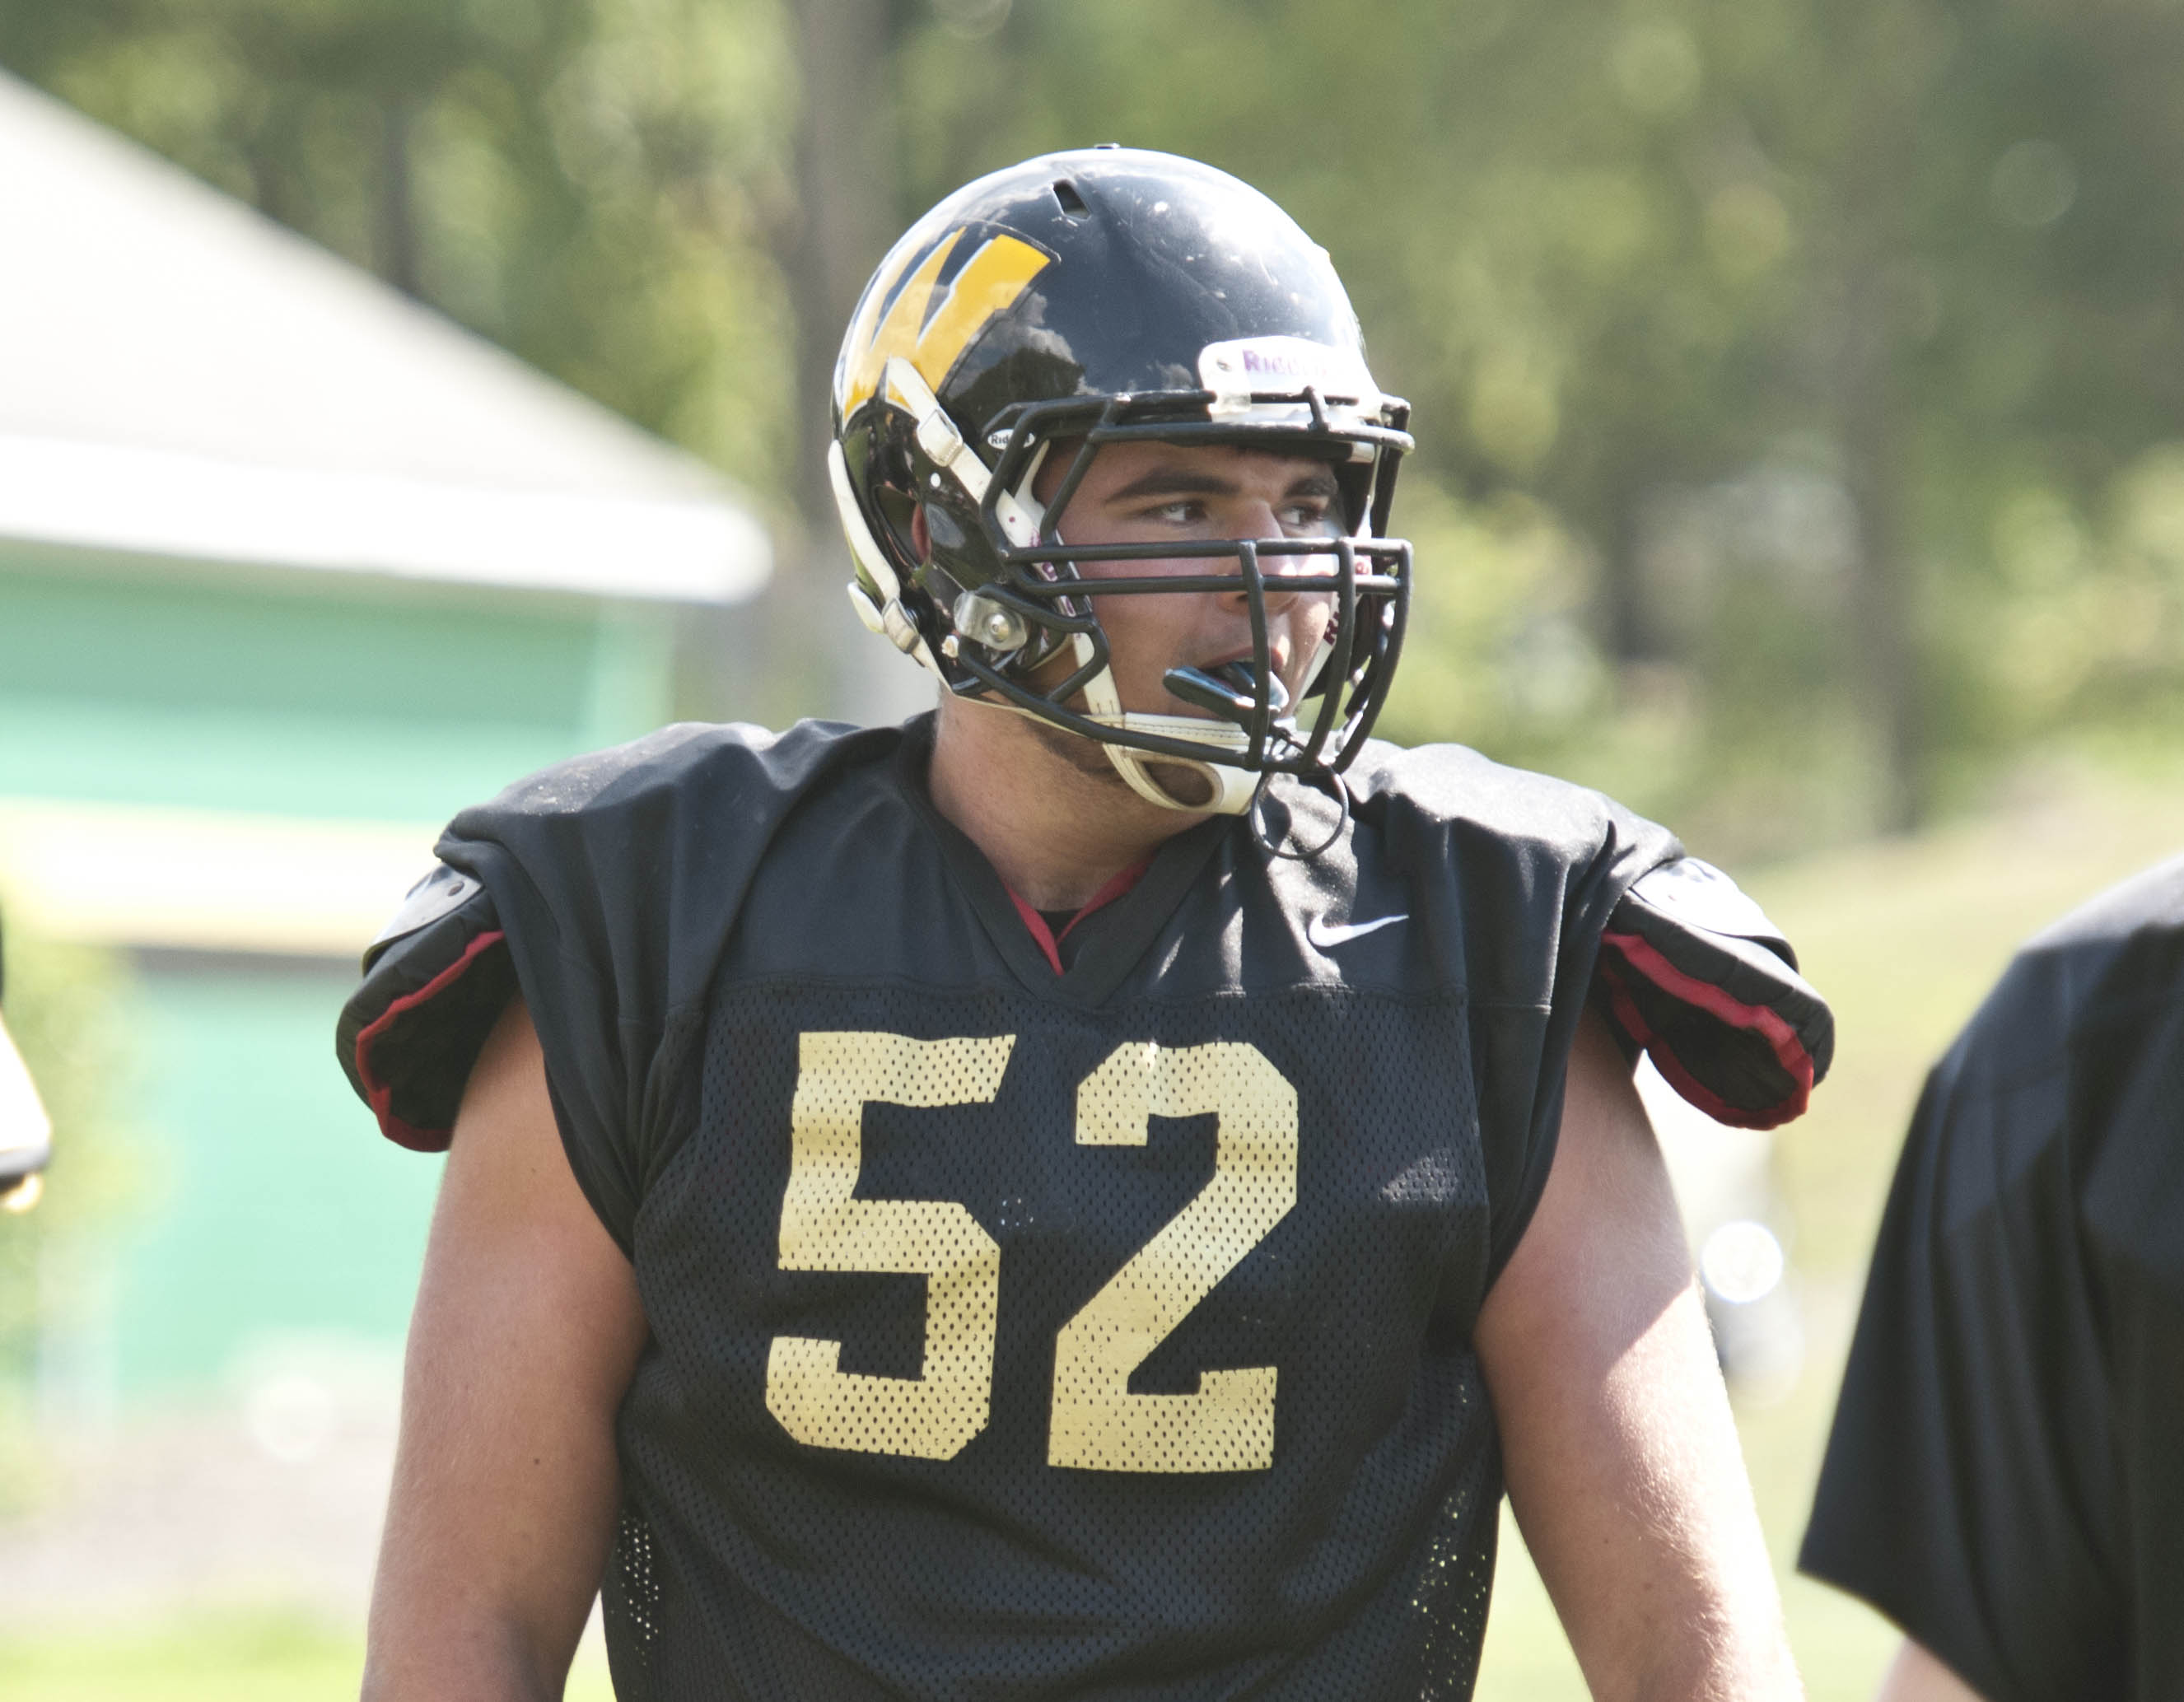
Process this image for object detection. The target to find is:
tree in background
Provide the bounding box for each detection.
[0,0,796,504]
[892,0,2184,851]
[7,0,2184,856]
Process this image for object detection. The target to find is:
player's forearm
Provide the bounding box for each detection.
[1629,1300,1800,1702]
[361,1435,607,1701]
[1623,1634,1801,1702]
[360,1604,564,1702]
[360,1393,614,1702]
[1617,1591,1801,1702]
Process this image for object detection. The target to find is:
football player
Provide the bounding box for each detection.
[1802,854,2184,1702]
[341,148,1832,1700]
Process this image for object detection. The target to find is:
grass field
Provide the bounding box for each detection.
[6,756,2181,1700]
[0,1614,618,1701]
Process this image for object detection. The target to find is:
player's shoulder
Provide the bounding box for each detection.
[446,716,898,846]
[437,711,912,1004]
[341,716,910,1161]
[1346,738,1829,1126]
[1963,850,2184,1068]
[1346,736,1673,867]
[1906,850,2184,1226]
[2021,850,2184,959]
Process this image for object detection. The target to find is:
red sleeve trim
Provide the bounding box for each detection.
[352,928,507,1152]
[1598,928,1813,1130]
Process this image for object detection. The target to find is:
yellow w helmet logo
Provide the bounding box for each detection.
[835,228,1052,421]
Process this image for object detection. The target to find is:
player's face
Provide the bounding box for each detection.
[1035,441,1343,720]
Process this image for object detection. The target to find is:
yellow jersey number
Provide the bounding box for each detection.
[764,1033,1300,1472]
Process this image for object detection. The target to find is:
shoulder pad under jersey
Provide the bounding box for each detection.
[1346,740,1832,1129]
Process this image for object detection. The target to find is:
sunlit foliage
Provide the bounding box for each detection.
[8,0,2184,852]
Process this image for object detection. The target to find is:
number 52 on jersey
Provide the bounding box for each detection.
[765,1032,1300,1474]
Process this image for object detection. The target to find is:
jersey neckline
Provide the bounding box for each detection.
[890,714,1230,1004]
[1012,857,1150,976]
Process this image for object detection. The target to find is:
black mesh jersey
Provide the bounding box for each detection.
[1802,854,2184,1702]
[338,716,1831,1702]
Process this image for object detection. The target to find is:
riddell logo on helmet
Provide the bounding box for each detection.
[837,226,1055,419]
[1198,337,1379,407]
[1242,347,1315,377]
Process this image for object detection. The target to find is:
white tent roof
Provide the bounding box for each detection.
[0,71,768,604]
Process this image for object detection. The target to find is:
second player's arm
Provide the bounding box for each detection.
[362,999,648,1702]
[1474,1009,1802,1702]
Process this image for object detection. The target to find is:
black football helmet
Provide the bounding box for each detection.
[831,146,1413,814]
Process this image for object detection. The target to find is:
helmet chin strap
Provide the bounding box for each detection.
[950,637,1263,816]
[1099,728,1263,816]
[1072,635,1262,815]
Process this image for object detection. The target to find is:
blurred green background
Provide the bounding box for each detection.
[12,0,2184,846]
[4,0,2184,1695]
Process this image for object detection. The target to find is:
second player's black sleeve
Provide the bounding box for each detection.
[1799,967,2125,1702]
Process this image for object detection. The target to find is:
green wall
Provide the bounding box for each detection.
[114,962,441,1397]
[2,543,681,1403]
[0,548,672,823]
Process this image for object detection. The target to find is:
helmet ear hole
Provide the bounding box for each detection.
[873,484,920,560]
[921,501,968,555]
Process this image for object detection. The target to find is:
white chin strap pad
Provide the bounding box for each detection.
[1074,638,1259,815]
[1098,723,1262,814]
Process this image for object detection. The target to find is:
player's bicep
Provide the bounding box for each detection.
[1475,1010,1795,1700]
[364,999,646,1701]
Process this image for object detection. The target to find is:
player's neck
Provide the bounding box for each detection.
[926,694,1209,912]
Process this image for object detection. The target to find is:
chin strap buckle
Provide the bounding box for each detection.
[833,440,944,676]
[880,600,925,655]
[844,581,926,657]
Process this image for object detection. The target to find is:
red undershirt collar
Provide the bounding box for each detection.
[1004,858,1152,977]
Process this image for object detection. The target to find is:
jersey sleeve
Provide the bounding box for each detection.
[1496,850,1832,1280]
[1799,962,2123,1702]
[336,863,516,1153]
[1594,856,1832,1130]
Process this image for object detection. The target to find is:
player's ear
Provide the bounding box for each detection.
[910,503,932,562]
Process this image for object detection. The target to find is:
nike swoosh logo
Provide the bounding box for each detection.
[1306,912,1408,949]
